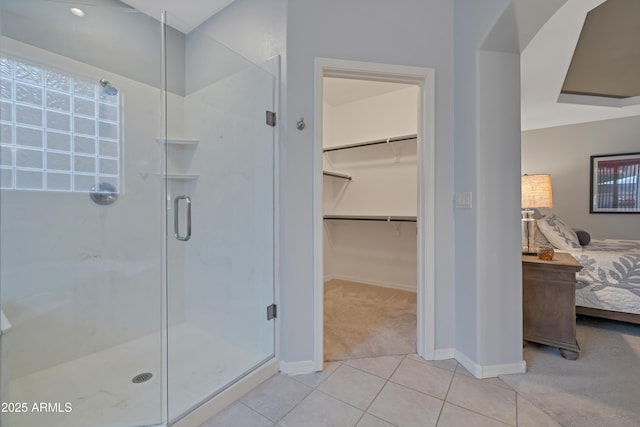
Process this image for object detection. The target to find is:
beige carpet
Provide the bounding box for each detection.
[324,279,416,361]
[500,315,640,427]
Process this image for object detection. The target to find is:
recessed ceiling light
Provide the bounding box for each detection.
[70,7,85,17]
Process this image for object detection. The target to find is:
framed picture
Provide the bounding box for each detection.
[590,152,640,213]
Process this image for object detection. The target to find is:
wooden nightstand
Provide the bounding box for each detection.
[522,252,583,359]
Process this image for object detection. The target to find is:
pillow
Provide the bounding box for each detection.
[574,229,591,246]
[536,228,551,248]
[536,214,582,251]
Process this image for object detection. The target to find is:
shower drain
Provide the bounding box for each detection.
[131,372,153,384]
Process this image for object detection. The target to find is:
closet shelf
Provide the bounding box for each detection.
[323,134,417,153]
[323,170,352,180]
[324,214,416,223]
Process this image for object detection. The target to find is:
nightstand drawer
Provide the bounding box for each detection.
[523,267,575,284]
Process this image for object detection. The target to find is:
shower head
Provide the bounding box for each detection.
[99,79,118,96]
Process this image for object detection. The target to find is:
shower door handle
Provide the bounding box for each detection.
[174,195,192,241]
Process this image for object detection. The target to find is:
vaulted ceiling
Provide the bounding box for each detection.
[561,0,640,99]
[522,0,640,130]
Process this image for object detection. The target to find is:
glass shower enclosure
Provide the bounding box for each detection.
[0,1,276,426]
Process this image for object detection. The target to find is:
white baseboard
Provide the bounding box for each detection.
[482,359,527,378]
[173,358,279,427]
[434,348,455,360]
[454,350,526,379]
[279,360,317,376]
[327,274,416,293]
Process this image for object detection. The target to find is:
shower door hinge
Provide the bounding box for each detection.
[266,110,276,127]
[267,303,277,320]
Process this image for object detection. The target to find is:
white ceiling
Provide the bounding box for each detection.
[323,78,414,107]
[521,0,640,130]
[120,0,236,33]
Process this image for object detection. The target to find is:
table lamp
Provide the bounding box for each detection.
[521,174,553,254]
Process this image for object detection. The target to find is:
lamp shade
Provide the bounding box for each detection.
[522,174,553,208]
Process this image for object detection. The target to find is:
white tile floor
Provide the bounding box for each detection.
[199,354,560,427]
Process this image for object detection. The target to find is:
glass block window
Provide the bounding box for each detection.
[0,56,120,192]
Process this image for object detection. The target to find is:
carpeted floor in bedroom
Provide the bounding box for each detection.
[501,315,640,427]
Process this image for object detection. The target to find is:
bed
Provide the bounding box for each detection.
[536,214,640,324]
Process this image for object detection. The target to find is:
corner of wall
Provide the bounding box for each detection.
[454,349,526,379]
[453,0,525,374]
[279,360,317,376]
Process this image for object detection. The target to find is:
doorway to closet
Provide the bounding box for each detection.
[313,58,436,370]
[322,77,419,362]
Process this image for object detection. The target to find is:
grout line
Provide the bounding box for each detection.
[270,385,315,425]
[312,387,373,425]
[385,357,456,402]
[242,373,316,424]
[342,362,391,381]
[237,401,278,425]
[444,401,517,427]
[445,365,518,427]
[433,360,458,426]
[387,353,407,378]
[359,378,395,426]
[352,411,367,426]
[287,359,343,387]
[342,354,406,381]
[351,354,409,426]
[296,362,375,426]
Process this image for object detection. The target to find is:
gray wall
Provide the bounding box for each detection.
[285,0,456,364]
[454,0,523,372]
[522,115,640,240]
[285,0,535,373]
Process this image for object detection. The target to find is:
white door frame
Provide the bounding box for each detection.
[313,57,436,370]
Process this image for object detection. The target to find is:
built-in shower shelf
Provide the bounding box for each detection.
[167,173,199,180]
[156,173,200,181]
[156,138,199,146]
[156,138,199,180]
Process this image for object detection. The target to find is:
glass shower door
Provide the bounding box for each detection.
[163,14,276,423]
[0,1,164,426]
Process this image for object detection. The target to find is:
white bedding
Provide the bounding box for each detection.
[564,239,640,315]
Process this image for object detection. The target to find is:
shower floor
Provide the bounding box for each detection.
[4,322,261,427]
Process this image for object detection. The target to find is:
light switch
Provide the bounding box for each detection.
[455,192,472,209]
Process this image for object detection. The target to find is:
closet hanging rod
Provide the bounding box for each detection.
[323,170,352,180]
[323,214,417,223]
[323,134,417,153]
